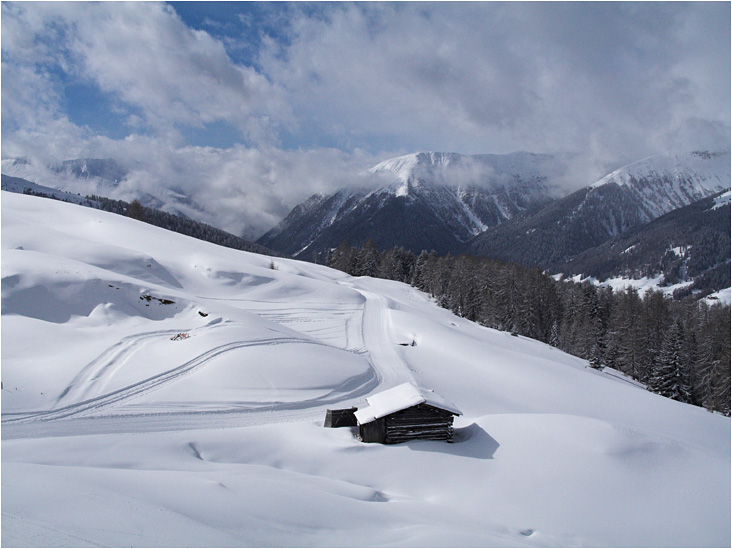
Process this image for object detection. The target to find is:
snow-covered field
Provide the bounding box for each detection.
[2,191,729,547]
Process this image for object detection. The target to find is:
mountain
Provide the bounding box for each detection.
[551,190,731,299]
[1,155,191,216]
[468,150,730,270]
[1,173,277,258]
[2,156,127,189]
[51,157,128,183]
[257,151,567,258]
[2,190,729,547]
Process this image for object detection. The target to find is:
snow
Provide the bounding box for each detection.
[705,287,732,306]
[587,150,730,221]
[2,191,729,547]
[712,189,731,210]
[667,245,689,257]
[353,382,462,424]
[369,151,568,192]
[577,274,694,299]
[591,150,730,192]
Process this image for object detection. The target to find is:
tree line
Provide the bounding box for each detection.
[326,240,731,416]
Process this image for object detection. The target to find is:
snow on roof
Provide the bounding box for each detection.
[354,382,462,424]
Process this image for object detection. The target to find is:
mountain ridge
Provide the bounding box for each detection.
[258,150,568,257]
[469,150,730,269]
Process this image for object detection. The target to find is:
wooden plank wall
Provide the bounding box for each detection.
[324,407,357,428]
[383,404,455,444]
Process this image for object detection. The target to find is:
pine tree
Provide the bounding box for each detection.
[411,250,431,290]
[127,199,146,221]
[355,239,380,277]
[695,304,731,415]
[649,320,692,403]
[549,320,561,348]
[606,288,645,380]
[328,241,356,274]
[642,290,672,383]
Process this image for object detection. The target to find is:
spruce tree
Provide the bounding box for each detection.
[649,320,692,403]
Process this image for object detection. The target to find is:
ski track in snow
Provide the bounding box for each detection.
[55,328,189,407]
[347,284,416,388]
[5,336,317,424]
[2,281,413,440]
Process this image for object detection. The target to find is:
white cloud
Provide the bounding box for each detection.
[2,2,291,145]
[1,2,729,237]
[257,2,730,161]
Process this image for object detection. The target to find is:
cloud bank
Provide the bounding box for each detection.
[2,2,729,237]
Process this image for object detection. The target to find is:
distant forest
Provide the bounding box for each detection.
[327,241,731,416]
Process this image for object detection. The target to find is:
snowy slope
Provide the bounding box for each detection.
[1,174,97,207]
[2,191,729,547]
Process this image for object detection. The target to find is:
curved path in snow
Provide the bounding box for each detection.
[346,285,416,389]
[2,278,414,439]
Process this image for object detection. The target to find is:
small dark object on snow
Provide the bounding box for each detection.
[140,294,175,305]
[199,311,209,317]
[323,407,357,428]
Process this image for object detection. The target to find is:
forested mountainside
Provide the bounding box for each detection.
[550,191,731,298]
[259,151,729,297]
[468,152,729,271]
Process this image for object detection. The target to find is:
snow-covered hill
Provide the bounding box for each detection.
[2,191,729,547]
[258,151,564,257]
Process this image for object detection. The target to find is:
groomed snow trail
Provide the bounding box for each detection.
[2,280,417,440]
[345,284,416,389]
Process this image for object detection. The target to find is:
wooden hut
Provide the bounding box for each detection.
[354,383,462,444]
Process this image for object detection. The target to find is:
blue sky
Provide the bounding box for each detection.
[1,1,730,236]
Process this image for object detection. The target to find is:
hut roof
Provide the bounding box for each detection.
[354,382,462,424]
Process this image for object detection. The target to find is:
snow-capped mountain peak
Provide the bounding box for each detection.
[369,152,462,184]
[592,150,729,190]
[588,150,730,221]
[259,151,565,258]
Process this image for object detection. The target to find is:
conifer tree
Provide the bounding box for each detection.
[649,320,692,403]
[126,199,146,221]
